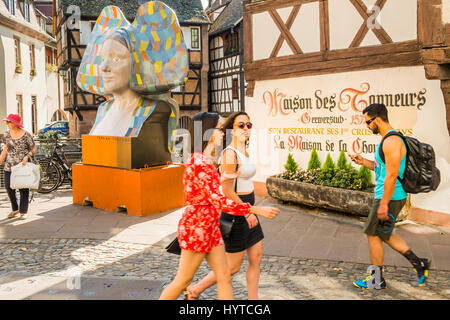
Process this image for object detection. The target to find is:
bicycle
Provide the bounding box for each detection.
[37,133,73,193]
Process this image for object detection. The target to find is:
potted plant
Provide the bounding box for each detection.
[267,150,376,216]
[30,68,37,76]
[15,64,22,74]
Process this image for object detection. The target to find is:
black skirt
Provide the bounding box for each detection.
[220,192,264,253]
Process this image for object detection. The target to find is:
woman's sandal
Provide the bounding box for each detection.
[183,288,199,300]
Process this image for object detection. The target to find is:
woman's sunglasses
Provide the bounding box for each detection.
[236,122,253,129]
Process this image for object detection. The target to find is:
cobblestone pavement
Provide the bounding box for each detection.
[0,238,449,300]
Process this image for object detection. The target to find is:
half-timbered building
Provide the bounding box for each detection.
[54,0,210,137]
[243,0,450,225]
[206,0,245,116]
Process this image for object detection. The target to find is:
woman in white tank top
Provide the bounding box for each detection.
[185,112,266,300]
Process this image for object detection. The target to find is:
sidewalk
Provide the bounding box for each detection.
[1,190,449,271]
[0,190,449,300]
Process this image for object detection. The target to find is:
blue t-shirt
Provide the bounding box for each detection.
[374,130,407,200]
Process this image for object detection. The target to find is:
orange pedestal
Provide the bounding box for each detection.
[72,163,185,216]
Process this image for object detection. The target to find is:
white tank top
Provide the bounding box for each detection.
[221,146,256,193]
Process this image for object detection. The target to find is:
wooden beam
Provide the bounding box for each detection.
[319,0,330,52]
[349,0,392,47]
[245,0,318,14]
[244,51,420,81]
[270,5,301,58]
[418,0,444,47]
[424,64,450,80]
[421,48,450,64]
[269,9,303,55]
[246,40,419,71]
[243,0,253,66]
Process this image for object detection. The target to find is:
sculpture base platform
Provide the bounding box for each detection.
[72,163,185,217]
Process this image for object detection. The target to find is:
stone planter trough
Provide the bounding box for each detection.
[266,175,374,216]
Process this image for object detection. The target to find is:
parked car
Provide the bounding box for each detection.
[38,121,69,136]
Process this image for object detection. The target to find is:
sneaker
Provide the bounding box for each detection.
[353,265,386,290]
[7,210,20,219]
[414,258,431,287]
[18,213,28,220]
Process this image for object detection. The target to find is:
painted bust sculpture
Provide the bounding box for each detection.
[76,1,188,153]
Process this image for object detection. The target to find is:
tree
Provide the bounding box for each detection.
[337,150,348,170]
[284,153,298,172]
[307,148,321,170]
[322,153,335,171]
[358,165,373,190]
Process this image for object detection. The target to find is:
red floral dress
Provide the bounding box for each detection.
[178,152,251,253]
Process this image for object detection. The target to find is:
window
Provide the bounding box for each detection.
[24,0,30,22]
[53,49,57,65]
[191,28,200,50]
[14,36,21,66]
[232,78,239,99]
[40,17,47,31]
[224,31,239,55]
[29,44,36,70]
[31,96,37,134]
[7,0,15,15]
[16,94,23,120]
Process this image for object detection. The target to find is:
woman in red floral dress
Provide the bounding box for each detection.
[159,112,279,300]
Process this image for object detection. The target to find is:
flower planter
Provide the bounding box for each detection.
[266,175,374,216]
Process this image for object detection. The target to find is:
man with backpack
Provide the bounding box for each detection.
[350,103,432,289]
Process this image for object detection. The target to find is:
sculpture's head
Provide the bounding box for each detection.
[77,1,189,98]
[100,30,133,95]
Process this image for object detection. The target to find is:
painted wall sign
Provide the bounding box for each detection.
[246,66,450,214]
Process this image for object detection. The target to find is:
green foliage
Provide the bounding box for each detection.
[307,147,321,170]
[337,150,348,170]
[279,150,373,192]
[322,153,335,171]
[284,153,298,173]
[358,165,373,190]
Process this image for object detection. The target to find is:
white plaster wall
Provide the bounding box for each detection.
[328,0,416,50]
[0,25,48,134]
[290,1,321,54]
[45,70,64,124]
[252,11,280,60]
[443,0,450,23]
[79,21,92,46]
[181,26,201,50]
[245,66,450,215]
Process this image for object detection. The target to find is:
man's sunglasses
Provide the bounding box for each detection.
[236,122,253,129]
[365,117,376,125]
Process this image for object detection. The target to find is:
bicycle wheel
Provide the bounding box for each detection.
[37,160,62,193]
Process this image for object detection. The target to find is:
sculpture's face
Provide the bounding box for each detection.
[100,39,131,94]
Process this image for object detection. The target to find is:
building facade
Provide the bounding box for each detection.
[206,0,245,116]
[54,0,210,137]
[243,0,450,225]
[0,0,64,135]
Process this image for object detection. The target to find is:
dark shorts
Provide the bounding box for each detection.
[363,198,407,241]
[220,192,264,253]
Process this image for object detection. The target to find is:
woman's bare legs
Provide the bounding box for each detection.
[187,251,245,299]
[159,249,205,300]
[246,240,263,300]
[205,245,234,300]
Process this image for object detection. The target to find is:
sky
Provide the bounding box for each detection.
[201,0,208,9]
